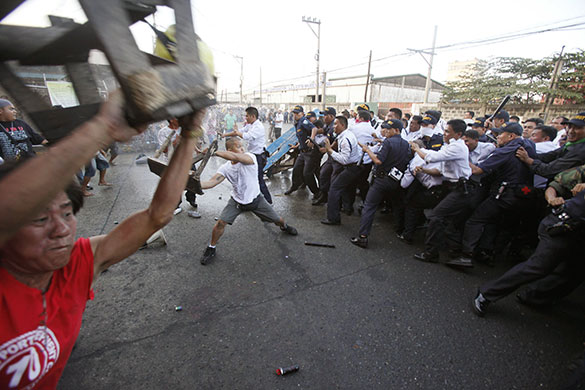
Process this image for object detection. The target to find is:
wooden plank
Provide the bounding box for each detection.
[147,157,203,194]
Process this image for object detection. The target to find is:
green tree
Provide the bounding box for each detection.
[442,51,584,105]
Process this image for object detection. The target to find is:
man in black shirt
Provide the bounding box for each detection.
[0,99,46,162]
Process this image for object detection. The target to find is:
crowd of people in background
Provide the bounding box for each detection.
[1,93,584,388]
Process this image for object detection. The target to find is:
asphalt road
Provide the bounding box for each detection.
[60,139,585,389]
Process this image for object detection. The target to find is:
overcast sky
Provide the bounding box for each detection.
[3,0,584,97]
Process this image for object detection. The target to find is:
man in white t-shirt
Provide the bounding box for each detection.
[198,137,298,265]
[274,110,284,140]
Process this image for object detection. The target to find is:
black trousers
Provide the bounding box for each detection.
[358,176,404,236]
[327,164,361,222]
[347,163,372,207]
[480,213,584,302]
[461,190,533,255]
[424,185,471,254]
[255,153,272,204]
[319,157,335,194]
[402,181,444,241]
[291,148,321,194]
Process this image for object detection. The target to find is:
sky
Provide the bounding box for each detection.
[2,0,585,99]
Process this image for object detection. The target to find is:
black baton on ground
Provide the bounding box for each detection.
[304,241,336,248]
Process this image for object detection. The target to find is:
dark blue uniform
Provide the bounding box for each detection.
[290,116,320,195]
[358,134,411,236]
[318,120,338,196]
[479,190,585,304]
[459,137,538,256]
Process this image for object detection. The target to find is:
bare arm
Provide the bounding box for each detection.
[0,91,146,246]
[470,162,484,175]
[215,150,255,165]
[201,173,226,189]
[90,111,204,279]
[544,186,564,207]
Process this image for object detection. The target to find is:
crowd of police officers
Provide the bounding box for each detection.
[283,104,585,317]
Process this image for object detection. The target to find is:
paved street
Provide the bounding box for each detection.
[60,135,585,389]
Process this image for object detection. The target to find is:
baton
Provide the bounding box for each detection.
[485,95,511,127]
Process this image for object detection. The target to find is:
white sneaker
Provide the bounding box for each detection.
[188,210,202,218]
[174,207,182,215]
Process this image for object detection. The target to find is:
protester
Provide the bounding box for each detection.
[198,137,298,265]
[0,92,203,388]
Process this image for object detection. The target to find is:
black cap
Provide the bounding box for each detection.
[356,103,370,112]
[494,109,510,122]
[492,122,523,136]
[420,115,438,125]
[380,119,403,130]
[306,111,316,118]
[471,118,485,127]
[320,107,337,116]
[291,105,304,113]
[561,112,585,127]
[425,110,441,121]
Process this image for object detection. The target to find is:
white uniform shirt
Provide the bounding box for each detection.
[424,138,471,182]
[330,130,360,165]
[217,152,260,204]
[401,128,422,142]
[350,121,375,164]
[469,142,496,166]
[534,141,559,188]
[401,154,443,189]
[553,128,566,147]
[240,119,266,154]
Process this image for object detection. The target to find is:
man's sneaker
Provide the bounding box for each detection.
[445,256,474,269]
[200,246,216,265]
[413,251,439,263]
[472,291,490,316]
[350,236,368,248]
[397,233,413,245]
[188,210,201,218]
[173,207,183,215]
[280,224,298,235]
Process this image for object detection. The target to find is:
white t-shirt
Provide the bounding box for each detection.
[217,152,260,204]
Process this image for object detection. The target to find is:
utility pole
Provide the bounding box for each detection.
[259,67,262,105]
[542,45,565,122]
[322,71,327,110]
[364,50,372,102]
[235,55,243,104]
[408,26,437,105]
[302,16,321,104]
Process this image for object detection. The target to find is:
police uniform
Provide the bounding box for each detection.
[400,152,444,243]
[413,118,472,261]
[349,119,376,209]
[323,127,360,224]
[314,108,338,205]
[287,106,320,196]
[447,123,538,268]
[355,120,411,239]
[478,189,585,306]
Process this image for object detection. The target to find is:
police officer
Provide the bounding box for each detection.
[473,188,585,316]
[398,140,444,244]
[419,115,444,150]
[350,119,411,247]
[515,111,585,181]
[410,119,472,262]
[349,110,376,212]
[285,105,320,199]
[313,107,337,205]
[446,122,538,269]
[321,116,360,225]
[470,117,496,144]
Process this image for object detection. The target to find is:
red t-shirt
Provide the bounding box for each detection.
[0,238,95,389]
